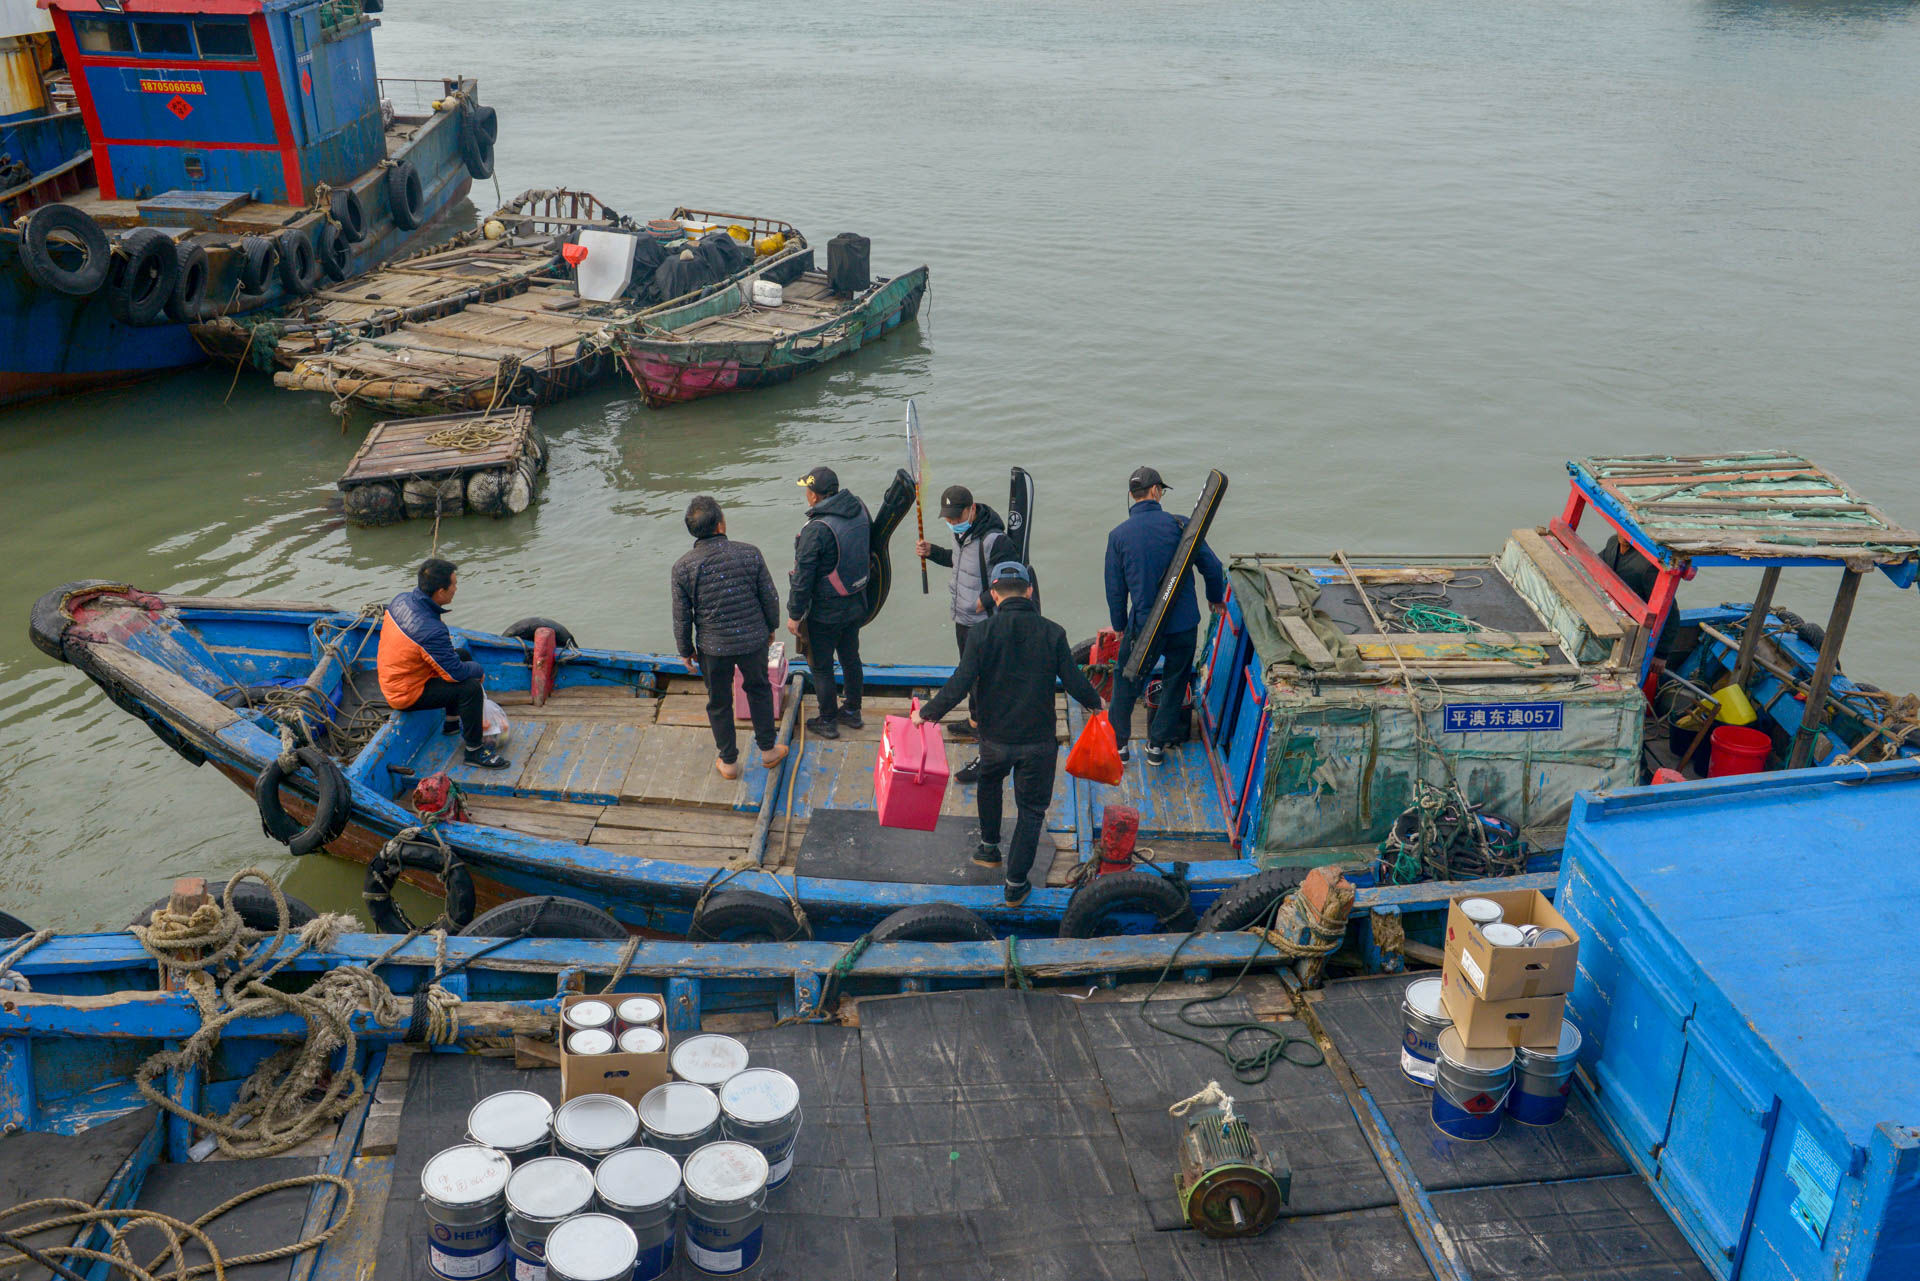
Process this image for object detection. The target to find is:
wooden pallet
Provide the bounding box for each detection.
[339,408,536,485]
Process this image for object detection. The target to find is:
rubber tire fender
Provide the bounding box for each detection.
[1058,869,1196,939]
[315,219,351,282]
[688,889,810,942]
[21,204,112,297]
[460,895,627,939]
[385,159,425,232]
[237,235,279,294]
[501,616,577,650]
[1194,867,1309,933]
[459,102,496,180]
[129,880,317,932]
[869,903,996,944]
[28,579,122,663]
[107,229,179,326]
[166,241,210,323]
[277,229,320,296]
[330,187,369,243]
[363,837,476,934]
[0,910,35,939]
[253,745,351,856]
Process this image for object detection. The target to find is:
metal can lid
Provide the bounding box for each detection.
[593,1146,682,1211]
[682,1141,769,1204]
[543,1213,638,1281]
[1402,977,1447,1019]
[468,1090,554,1150]
[552,1094,638,1150]
[638,1081,719,1139]
[564,1000,615,1031]
[615,996,662,1026]
[568,1030,615,1056]
[669,1034,749,1087]
[506,1156,596,1220]
[422,1144,512,1205]
[1482,923,1527,948]
[617,1027,664,1055]
[1517,1020,1583,1064]
[1529,927,1571,947]
[719,1069,799,1125]
[1436,1027,1515,1072]
[1459,898,1503,925]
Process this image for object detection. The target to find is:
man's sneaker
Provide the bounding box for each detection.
[760,743,790,770]
[464,745,511,770]
[1145,745,1167,766]
[971,842,1003,868]
[1003,879,1032,906]
[715,756,743,781]
[1116,744,1132,763]
[838,707,864,730]
[955,757,982,785]
[805,715,841,740]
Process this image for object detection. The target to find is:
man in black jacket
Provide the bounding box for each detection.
[673,495,788,781]
[913,562,1103,905]
[786,466,872,740]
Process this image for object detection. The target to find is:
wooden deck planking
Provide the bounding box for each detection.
[465,803,600,844]
[518,721,644,802]
[410,720,549,792]
[781,734,1076,839]
[617,724,758,810]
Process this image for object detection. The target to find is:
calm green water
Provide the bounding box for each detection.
[5,0,1919,930]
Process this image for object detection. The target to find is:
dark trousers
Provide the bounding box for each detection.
[1110,627,1197,750]
[977,737,1057,889]
[954,621,982,725]
[410,674,484,748]
[700,650,776,763]
[805,617,863,719]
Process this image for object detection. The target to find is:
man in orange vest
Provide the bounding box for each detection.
[377,558,509,769]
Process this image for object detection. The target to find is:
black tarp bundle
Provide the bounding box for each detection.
[653,248,715,302]
[695,229,753,278]
[625,234,667,302]
[828,232,871,295]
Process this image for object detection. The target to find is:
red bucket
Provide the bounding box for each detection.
[1708,725,1771,777]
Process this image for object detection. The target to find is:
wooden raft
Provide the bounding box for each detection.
[337,408,544,525]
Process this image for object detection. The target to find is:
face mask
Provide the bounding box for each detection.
[947,519,972,536]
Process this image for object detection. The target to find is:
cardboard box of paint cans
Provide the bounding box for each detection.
[559,993,671,1106]
[1441,889,1579,1001]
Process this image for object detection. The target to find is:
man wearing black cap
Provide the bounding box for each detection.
[913,561,1103,906]
[1104,466,1226,766]
[788,465,872,739]
[914,482,1014,784]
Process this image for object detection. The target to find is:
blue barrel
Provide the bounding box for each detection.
[1430,1028,1513,1142]
[1507,1021,1582,1126]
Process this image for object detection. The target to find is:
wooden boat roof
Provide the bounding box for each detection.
[1571,451,1920,570]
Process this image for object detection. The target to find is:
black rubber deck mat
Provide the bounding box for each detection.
[756,1212,897,1280]
[794,808,1057,887]
[379,1053,559,1279]
[1316,569,1553,642]
[123,1156,319,1281]
[1313,975,1629,1191]
[1431,1176,1713,1280]
[1129,1205,1432,1281]
[738,1021,879,1217]
[894,1191,1152,1281]
[1075,997,1396,1221]
[0,1107,157,1281]
[859,989,1132,1216]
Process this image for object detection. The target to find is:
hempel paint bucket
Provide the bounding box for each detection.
[552,1094,639,1169]
[593,1145,682,1281]
[637,1081,719,1160]
[542,1213,638,1281]
[1430,1027,1514,1142]
[1399,978,1450,1087]
[468,1091,555,1165]
[669,1034,749,1089]
[718,1068,802,1190]
[422,1144,513,1281]
[504,1156,596,1281]
[1508,1020,1582,1126]
[680,1141,769,1276]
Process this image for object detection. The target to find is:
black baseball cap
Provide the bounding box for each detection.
[1128,466,1168,494]
[797,465,839,495]
[939,485,973,519]
[989,561,1031,587]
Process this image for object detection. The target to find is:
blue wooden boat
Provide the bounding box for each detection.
[0,0,486,409]
[26,452,1919,943]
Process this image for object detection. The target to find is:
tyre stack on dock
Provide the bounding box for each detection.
[338,407,547,525]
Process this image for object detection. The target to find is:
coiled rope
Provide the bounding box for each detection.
[423,419,516,452]
[0,929,53,992]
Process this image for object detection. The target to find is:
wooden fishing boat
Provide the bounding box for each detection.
[27,453,1918,944]
[7,758,1913,1280]
[620,264,929,405]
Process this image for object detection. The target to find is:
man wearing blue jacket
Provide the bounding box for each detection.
[1103,467,1226,765]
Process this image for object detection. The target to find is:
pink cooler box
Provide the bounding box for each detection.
[733,642,788,721]
[874,701,950,831]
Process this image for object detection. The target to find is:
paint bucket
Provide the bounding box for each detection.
[593,1146,682,1281]
[1399,978,1450,1087]
[615,997,663,1031]
[718,1068,803,1190]
[1482,923,1526,949]
[564,1001,616,1034]
[679,1142,769,1277]
[568,1030,615,1056]
[552,1095,639,1169]
[1430,1028,1514,1142]
[638,1081,720,1159]
[422,1144,513,1281]
[1459,898,1503,928]
[468,1092,555,1166]
[542,1213,638,1281]
[617,1027,665,1055]
[669,1034,749,1089]
[1508,1021,1583,1126]
[504,1156,596,1281]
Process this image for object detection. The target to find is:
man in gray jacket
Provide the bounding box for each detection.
[915,484,1013,784]
[673,495,788,781]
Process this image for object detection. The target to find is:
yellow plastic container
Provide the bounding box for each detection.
[1709,684,1758,726]
[754,233,787,257]
[727,225,750,243]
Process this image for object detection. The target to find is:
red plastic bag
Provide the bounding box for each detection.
[1065,710,1124,785]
